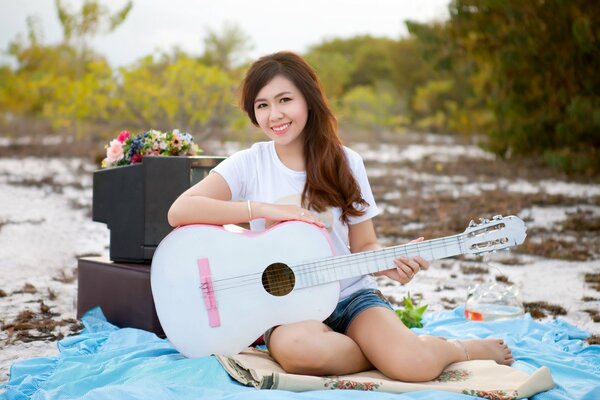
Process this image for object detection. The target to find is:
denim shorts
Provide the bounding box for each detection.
[263,288,393,349]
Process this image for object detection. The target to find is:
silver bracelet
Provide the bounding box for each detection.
[456,340,470,361]
[247,200,252,221]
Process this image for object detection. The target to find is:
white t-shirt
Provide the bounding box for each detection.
[212,141,379,300]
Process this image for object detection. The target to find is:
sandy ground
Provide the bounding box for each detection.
[1,133,599,384]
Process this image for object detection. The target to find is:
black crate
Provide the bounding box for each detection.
[77,257,163,336]
[93,156,225,262]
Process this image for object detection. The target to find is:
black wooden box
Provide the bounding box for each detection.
[77,257,163,335]
[92,156,225,262]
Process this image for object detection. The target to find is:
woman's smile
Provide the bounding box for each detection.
[272,122,291,135]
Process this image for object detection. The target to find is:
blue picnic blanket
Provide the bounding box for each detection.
[1,307,599,400]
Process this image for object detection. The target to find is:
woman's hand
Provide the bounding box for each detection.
[254,202,326,229]
[372,237,430,284]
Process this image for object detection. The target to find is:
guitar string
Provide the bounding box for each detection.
[206,234,469,295]
[208,234,465,285]
[210,234,467,294]
[208,234,463,291]
[204,242,458,302]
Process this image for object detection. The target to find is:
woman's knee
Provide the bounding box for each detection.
[268,322,332,373]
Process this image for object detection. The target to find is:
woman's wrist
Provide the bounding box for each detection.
[247,201,264,220]
[246,200,253,221]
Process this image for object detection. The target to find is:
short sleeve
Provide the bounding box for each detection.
[345,148,380,225]
[211,148,254,201]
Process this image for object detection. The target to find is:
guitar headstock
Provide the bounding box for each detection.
[462,215,527,255]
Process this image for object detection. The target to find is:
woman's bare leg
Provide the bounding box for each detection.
[346,307,513,382]
[268,320,373,375]
[268,308,513,381]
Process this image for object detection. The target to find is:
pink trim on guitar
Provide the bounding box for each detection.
[198,258,221,327]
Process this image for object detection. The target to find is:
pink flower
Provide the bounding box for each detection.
[131,153,143,164]
[171,136,182,149]
[117,130,131,143]
[106,139,124,163]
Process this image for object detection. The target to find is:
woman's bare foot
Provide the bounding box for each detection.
[452,339,514,365]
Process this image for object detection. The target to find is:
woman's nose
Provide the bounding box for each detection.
[269,105,284,121]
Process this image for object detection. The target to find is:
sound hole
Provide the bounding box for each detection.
[262,263,295,296]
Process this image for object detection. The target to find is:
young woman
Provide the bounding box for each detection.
[168,51,513,382]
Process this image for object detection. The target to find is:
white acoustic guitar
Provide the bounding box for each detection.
[151,215,526,358]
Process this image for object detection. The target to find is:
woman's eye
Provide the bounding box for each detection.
[256,103,267,109]
[279,97,291,103]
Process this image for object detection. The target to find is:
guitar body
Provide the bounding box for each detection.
[151,222,340,358]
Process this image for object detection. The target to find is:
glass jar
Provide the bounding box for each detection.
[465,281,524,321]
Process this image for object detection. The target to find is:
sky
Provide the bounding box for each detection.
[0,0,450,68]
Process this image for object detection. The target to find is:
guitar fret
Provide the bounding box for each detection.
[311,261,319,286]
[457,235,464,256]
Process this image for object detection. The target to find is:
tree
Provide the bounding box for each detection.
[117,55,240,142]
[448,0,600,171]
[55,0,132,51]
[339,84,407,138]
[200,22,254,72]
[404,20,497,135]
[304,50,352,100]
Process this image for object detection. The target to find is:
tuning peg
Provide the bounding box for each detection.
[479,218,490,224]
[493,215,503,220]
[469,219,477,227]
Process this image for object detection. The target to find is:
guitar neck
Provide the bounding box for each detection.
[293,233,467,289]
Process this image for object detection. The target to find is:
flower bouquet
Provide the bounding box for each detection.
[102,129,202,168]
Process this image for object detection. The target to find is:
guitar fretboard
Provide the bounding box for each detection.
[292,234,466,289]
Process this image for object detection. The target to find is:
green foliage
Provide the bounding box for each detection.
[305,36,418,133]
[448,0,600,170]
[338,84,407,134]
[117,55,240,141]
[55,0,132,46]
[43,60,117,137]
[2,16,112,138]
[406,20,497,136]
[1,0,598,173]
[0,2,248,142]
[304,50,352,100]
[395,293,428,329]
[200,22,254,71]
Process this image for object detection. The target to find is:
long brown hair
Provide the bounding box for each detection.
[240,51,368,223]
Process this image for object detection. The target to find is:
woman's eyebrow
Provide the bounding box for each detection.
[254,91,293,103]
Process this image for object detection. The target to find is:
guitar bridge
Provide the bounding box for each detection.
[197,258,221,327]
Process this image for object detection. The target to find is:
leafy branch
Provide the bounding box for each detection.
[395,293,428,328]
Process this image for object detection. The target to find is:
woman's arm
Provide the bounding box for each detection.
[168,172,326,228]
[348,219,429,284]
[167,172,250,227]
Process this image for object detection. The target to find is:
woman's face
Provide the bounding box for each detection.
[253,75,309,147]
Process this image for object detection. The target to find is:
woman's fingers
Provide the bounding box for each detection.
[295,208,325,228]
[390,254,430,284]
[414,255,430,270]
[264,204,325,228]
[393,258,417,282]
[374,237,430,285]
[397,256,421,275]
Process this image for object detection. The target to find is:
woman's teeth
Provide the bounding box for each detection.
[273,123,290,132]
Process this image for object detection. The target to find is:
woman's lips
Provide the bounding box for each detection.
[272,122,291,135]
